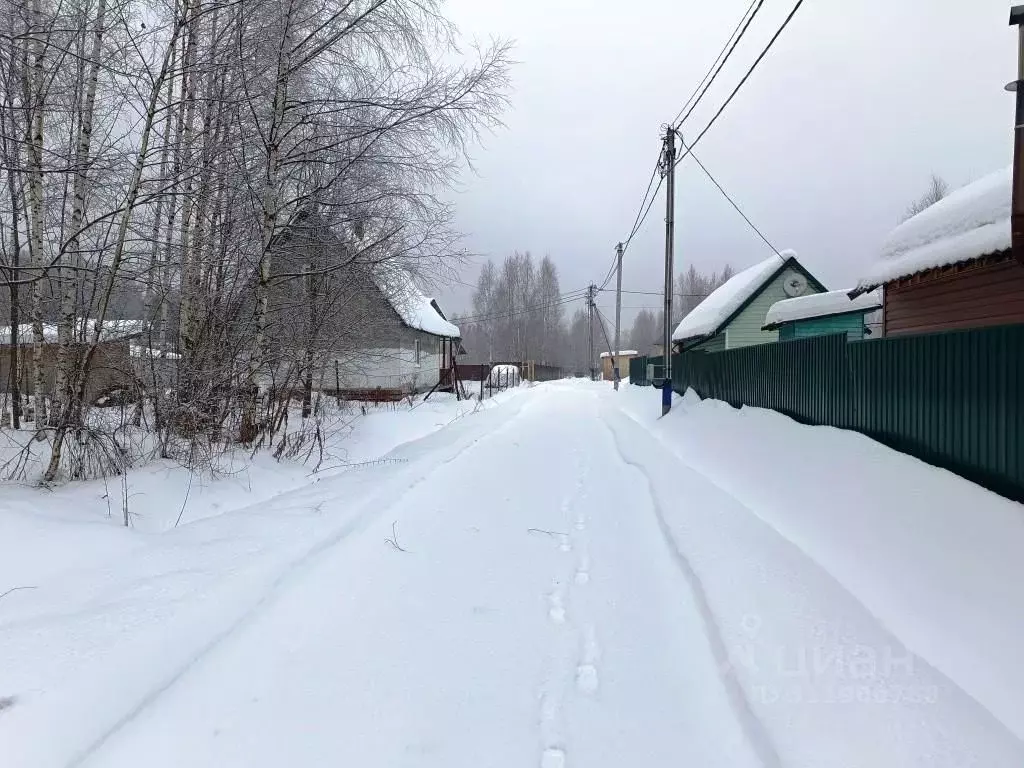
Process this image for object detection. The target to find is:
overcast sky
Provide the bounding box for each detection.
[438,0,1015,325]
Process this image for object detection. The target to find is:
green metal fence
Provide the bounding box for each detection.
[628,355,662,387]
[633,326,1024,503]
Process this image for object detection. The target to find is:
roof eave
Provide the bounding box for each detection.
[703,255,827,339]
[762,306,880,332]
[848,284,879,300]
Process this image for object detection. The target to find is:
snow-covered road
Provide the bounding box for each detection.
[3,381,1023,767]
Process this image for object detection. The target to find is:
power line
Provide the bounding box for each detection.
[675,0,807,170]
[454,291,587,324]
[598,252,619,291]
[622,173,665,256]
[609,0,805,292]
[679,134,781,256]
[671,0,765,128]
[599,288,713,298]
[614,152,665,267]
[457,293,585,323]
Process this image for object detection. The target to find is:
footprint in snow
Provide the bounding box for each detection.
[576,626,600,694]
[575,664,599,695]
[541,747,567,768]
[548,591,566,624]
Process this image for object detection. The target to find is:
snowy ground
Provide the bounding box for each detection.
[1,380,1022,767]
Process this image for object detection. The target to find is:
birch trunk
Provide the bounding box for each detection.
[243,0,294,440]
[52,0,108,440]
[175,0,201,364]
[45,16,187,480]
[1,68,24,429]
[24,0,46,428]
[144,33,178,321]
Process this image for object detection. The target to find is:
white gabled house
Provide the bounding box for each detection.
[267,208,462,397]
[336,268,462,394]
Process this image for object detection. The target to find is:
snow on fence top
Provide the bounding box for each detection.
[0,318,147,345]
[855,166,1011,292]
[763,289,881,329]
[599,350,639,358]
[672,252,790,342]
[372,267,460,339]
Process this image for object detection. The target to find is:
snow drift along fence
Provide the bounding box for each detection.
[633,325,1024,503]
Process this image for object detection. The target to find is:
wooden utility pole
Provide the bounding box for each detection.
[660,126,677,415]
[613,242,624,390]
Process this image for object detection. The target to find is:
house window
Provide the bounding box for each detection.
[414,339,421,365]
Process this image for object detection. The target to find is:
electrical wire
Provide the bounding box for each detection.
[679,135,781,256]
[675,0,807,169]
[671,0,765,129]
[599,288,713,298]
[613,152,665,269]
[456,294,585,323]
[598,253,619,291]
[622,172,665,256]
[608,0,805,289]
[454,291,587,325]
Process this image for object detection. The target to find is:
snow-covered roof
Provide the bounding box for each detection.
[130,344,180,360]
[599,350,639,358]
[0,319,147,345]
[672,252,792,342]
[371,267,460,339]
[855,166,1012,292]
[763,289,882,329]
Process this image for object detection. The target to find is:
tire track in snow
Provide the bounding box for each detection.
[66,396,538,768]
[596,407,782,768]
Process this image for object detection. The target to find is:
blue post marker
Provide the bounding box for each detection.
[661,379,672,415]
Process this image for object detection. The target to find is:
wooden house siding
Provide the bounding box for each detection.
[0,341,135,403]
[884,255,1024,336]
[725,267,812,349]
[780,313,866,341]
[689,334,726,353]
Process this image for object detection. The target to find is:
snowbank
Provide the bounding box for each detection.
[0,389,528,768]
[598,350,638,358]
[614,385,1024,746]
[763,288,881,329]
[855,166,1011,291]
[672,253,790,342]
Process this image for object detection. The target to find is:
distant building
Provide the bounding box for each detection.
[599,350,639,381]
[333,268,462,395]
[672,251,826,352]
[0,319,147,405]
[269,209,462,397]
[852,166,1024,336]
[762,289,882,341]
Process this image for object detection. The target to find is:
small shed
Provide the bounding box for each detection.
[599,350,638,381]
[852,166,1024,335]
[762,289,882,341]
[672,250,826,352]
